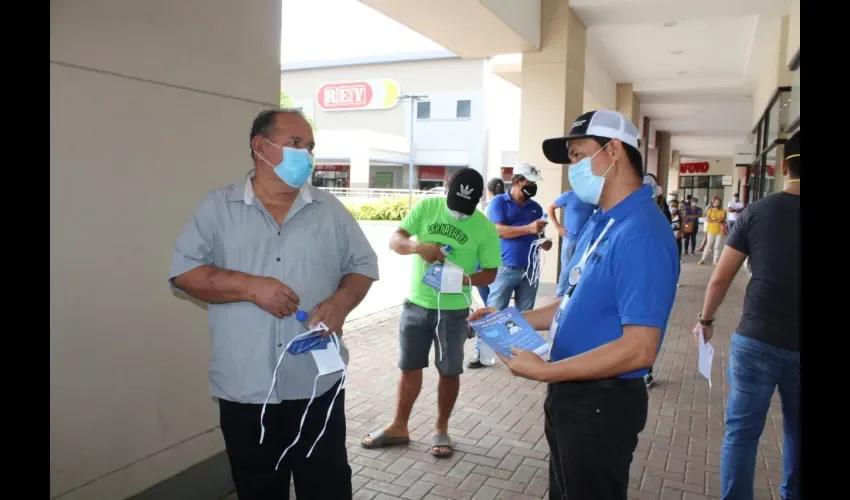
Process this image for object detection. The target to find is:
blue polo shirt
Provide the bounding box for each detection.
[487,193,544,268]
[551,184,679,379]
[554,191,596,239]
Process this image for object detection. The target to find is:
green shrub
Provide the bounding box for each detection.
[343,197,423,221]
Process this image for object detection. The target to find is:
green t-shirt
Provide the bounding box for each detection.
[398,196,502,310]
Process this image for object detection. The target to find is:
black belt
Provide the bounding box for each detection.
[550,377,645,389]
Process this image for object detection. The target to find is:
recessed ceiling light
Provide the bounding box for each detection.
[670,50,683,55]
[663,21,677,27]
[677,70,688,75]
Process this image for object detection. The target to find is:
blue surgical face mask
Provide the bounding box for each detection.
[255,139,314,188]
[567,143,616,205]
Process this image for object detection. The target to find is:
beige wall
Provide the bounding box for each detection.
[282,58,486,135]
[786,0,800,67]
[50,1,281,498]
[752,16,792,127]
[519,0,586,286]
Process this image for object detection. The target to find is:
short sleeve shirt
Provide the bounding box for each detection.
[399,196,502,310]
[551,185,679,379]
[487,193,544,268]
[554,191,596,238]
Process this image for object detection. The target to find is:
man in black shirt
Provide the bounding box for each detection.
[693,130,800,500]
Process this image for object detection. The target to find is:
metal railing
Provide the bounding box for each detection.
[319,187,436,200]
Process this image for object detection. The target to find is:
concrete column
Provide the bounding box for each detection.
[615,83,641,126]
[670,150,681,196]
[50,1,280,498]
[518,0,586,289]
[349,145,371,188]
[656,131,672,195]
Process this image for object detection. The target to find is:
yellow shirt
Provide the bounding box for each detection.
[705,207,726,235]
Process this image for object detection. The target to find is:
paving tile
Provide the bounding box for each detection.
[224,260,787,500]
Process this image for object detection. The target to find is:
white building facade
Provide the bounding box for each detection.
[282,51,520,190]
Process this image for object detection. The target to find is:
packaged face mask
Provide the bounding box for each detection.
[259,322,347,470]
[422,261,464,294]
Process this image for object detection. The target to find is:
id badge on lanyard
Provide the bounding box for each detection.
[547,219,615,350]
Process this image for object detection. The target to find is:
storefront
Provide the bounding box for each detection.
[677,161,733,207]
[312,164,350,188]
[746,51,798,204]
[418,165,446,191]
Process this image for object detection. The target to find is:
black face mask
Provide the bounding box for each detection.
[521,183,538,199]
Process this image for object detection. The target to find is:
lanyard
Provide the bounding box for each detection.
[565,218,615,295]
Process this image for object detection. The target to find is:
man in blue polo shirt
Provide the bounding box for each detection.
[468,110,678,499]
[466,162,551,369]
[546,190,596,297]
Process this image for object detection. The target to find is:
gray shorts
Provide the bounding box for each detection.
[398,299,470,376]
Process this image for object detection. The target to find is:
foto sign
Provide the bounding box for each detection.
[316,79,401,112]
[680,161,710,174]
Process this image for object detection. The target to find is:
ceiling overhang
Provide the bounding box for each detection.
[358,0,540,59]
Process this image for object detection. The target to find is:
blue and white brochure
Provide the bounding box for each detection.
[422,263,444,291]
[468,307,550,358]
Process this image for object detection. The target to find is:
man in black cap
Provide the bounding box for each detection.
[693,130,800,500]
[468,110,679,499]
[361,168,502,458]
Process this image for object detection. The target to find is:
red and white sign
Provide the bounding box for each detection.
[315,164,348,172]
[680,161,710,174]
[418,166,446,181]
[315,79,401,112]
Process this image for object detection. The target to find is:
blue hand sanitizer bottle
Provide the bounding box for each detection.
[296,310,310,329]
[441,245,453,256]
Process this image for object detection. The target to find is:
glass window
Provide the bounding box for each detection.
[417,101,431,120]
[788,63,800,131]
[680,176,694,188]
[709,175,724,188]
[456,100,471,118]
[695,176,709,188]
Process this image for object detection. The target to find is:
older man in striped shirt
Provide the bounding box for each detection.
[169,109,378,500]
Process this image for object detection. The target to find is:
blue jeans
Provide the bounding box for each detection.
[555,237,579,297]
[474,266,539,362]
[721,334,800,500]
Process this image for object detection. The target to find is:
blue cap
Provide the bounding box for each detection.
[295,310,309,322]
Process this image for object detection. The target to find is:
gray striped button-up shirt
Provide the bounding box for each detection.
[169,173,379,403]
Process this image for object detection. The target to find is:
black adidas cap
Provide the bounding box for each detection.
[446,168,484,215]
[542,110,641,165]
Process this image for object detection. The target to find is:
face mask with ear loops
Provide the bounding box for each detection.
[522,214,551,287]
[259,311,347,470]
[422,245,473,361]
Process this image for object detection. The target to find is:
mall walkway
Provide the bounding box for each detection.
[226,255,785,500]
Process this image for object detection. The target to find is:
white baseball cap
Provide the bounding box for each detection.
[542,110,641,165]
[512,161,543,183]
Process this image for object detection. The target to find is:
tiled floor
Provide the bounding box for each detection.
[226,255,787,500]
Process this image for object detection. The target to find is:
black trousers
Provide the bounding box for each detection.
[683,231,698,253]
[544,378,648,500]
[219,382,352,500]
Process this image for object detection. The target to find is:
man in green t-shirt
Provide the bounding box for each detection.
[361,168,502,457]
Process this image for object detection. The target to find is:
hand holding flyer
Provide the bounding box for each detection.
[468,307,550,358]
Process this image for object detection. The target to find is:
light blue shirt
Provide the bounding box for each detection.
[551,184,679,378]
[169,174,379,402]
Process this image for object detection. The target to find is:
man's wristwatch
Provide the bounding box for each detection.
[697,313,714,326]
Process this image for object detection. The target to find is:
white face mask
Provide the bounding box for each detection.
[449,209,470,220]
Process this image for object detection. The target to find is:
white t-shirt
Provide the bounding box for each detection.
[727,200,744,221]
